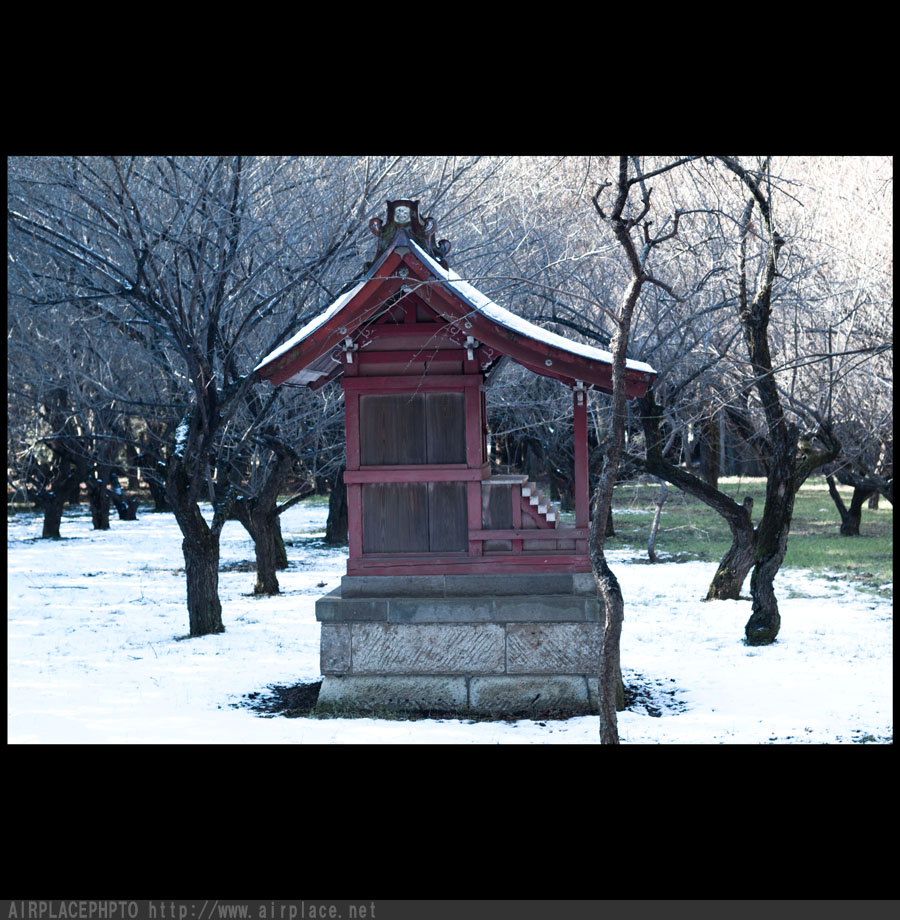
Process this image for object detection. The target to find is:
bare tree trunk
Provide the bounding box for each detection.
[148,476,170,512]
[590,273,641,744]
[647,477,667,563]
[182,526,224,637]
[227,441,303,596]
[744,450,794,645]
[826,475,873,536]
[125,443,141,492]
[108,481,139,521]
[273,516,289,570]
[634,391,757,600]
[707,532,754,599]
[589,157,692,742]
[39,492,69,539]
[250,510,285,595]
[233,499,289,596]
[167,462,225,637]
[31,458,80,539]
[706,497,755,600]
[138,452,170,512]
[325,467,349,546]
[86,477,111,530]
[699,412,720,491]
[590,527,627,736]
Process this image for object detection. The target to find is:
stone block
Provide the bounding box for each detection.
[587,677,600,711]
[315,589,388,622]
[316,675,468,713]
[506,622,602,674]
[387,594,592,623]
[491,594,591,622]
[388,596,495,623]
[444,572,581,597]
[572,573,598,596]
[320,624,351,674]
[341,575,445,597]
[469,676,594,716]
[351,622,505,675]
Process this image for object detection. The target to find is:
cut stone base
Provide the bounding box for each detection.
[314,572,605,717]
[316,676,469,714]
[316,675,599,717]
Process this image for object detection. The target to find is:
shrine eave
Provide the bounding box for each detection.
[253,233,657,396]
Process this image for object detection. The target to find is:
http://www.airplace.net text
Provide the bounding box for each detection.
[5,903,377,920]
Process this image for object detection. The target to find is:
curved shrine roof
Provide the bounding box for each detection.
[255,229,657,397]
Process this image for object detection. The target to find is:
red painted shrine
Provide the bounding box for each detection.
[255,200,657,578]
[255,200,657,714]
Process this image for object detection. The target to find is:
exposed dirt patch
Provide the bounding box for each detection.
[623,672,688,718]
[241,681,322,717]
[239,673,688,722]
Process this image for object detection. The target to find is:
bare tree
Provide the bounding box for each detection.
[214,382,345,594]
[589,156,695,743]
[620,157,888,607]
[7,292,144,536]
[8,155,370,635]
[714,156,841,644]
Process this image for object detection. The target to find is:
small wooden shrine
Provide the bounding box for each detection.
[255,200,656,715]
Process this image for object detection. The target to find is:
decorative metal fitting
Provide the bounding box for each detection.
[366,200,452,269]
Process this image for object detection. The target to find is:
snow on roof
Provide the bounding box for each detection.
[255,234,657,380]
[254,278,368,372]
[408,239,657,377]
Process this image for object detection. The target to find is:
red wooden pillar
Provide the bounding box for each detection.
[573,383,589,553]
[465,376,484,557]
[343,378,363,562]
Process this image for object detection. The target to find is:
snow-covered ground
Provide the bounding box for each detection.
[7,502,893,743]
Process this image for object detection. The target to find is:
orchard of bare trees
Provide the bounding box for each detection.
[7,156,892,740]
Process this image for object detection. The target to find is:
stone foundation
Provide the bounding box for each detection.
[315,573,603,716]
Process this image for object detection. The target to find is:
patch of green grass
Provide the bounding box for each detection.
[609,479,740,561]
[781,533,893,591]
[609,476,892,595]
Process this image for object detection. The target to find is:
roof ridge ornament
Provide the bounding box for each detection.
[366,199,451,270]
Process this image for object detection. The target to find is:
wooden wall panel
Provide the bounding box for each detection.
[428,482,468,552]
[481,481,513,553]
[360,392,467,466]
[362,482,429,553]
[425,393,466,464]
[362,482,467,554]
[359,394,426,465]
[482,482,513,530]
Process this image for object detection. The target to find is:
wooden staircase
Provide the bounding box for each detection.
[520,480,561,528]
[477,473,580,560]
